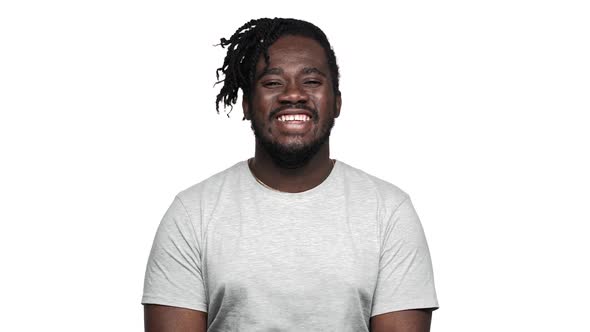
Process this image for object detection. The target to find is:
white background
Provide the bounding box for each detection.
[1,0,589,331]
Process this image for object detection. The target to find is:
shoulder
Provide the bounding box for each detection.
[337,160,411,215]
[175,160,244,207]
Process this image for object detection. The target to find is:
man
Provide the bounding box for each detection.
[142,18,439,331]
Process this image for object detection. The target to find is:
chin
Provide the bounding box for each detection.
[250,117,334,168]
[262,139,320,168]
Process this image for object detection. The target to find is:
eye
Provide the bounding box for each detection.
[262,81,282,88]
[304,80,321,86]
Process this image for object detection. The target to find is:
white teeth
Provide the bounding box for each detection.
[278,114,311,122]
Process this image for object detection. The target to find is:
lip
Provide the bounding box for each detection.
[275,118,313,133]
[274,109,314,120]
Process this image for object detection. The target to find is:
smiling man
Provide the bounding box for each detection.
[142,18,439,332]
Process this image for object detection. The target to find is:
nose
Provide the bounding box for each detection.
[277,82,308,105]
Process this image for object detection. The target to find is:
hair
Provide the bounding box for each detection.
[214,18,341,119]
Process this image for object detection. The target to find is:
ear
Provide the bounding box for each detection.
[334,95,342,118]
[242,95,250,121]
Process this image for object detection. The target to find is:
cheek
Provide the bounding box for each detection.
[252,92,276,112]
[314,92,334,112]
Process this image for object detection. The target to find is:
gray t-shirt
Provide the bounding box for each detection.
[142,159,439,331]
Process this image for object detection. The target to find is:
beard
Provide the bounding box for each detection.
[249,105,336,169]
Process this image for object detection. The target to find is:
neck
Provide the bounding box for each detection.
[248,140,334,193]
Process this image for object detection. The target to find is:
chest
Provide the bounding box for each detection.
[201,197,381,312]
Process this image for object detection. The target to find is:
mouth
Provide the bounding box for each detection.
[276,113,312,122]
[273,113,313,133]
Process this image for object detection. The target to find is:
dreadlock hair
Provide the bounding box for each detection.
[214,18,341,119]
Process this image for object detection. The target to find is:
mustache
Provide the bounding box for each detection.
[270,103,317,119]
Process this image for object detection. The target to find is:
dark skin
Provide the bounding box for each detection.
[370,309,434,332]
[144,35,434,332]
[144,304,207,332]
[143,305,432,332]
[243,35,341,193]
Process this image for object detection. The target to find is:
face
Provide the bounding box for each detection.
[243,35,342,169]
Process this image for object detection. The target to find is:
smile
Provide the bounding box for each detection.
[277,114,311,122]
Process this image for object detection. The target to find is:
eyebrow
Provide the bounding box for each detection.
[256,67,327,80]
[302,67,327,77]
[257,67,283,80]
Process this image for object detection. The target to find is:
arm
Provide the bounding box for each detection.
[142,196,209,331]
[370,308,432,332]
[144,304,207,332]
[371,196,439,327]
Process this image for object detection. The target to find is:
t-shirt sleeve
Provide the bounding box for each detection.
[371,195,439,317]
[141,195,208,312]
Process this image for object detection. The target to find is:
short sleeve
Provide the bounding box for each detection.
[141,195,208,312]
[371,195,439,316]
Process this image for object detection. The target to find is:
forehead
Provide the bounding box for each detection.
[255,35,329,74]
